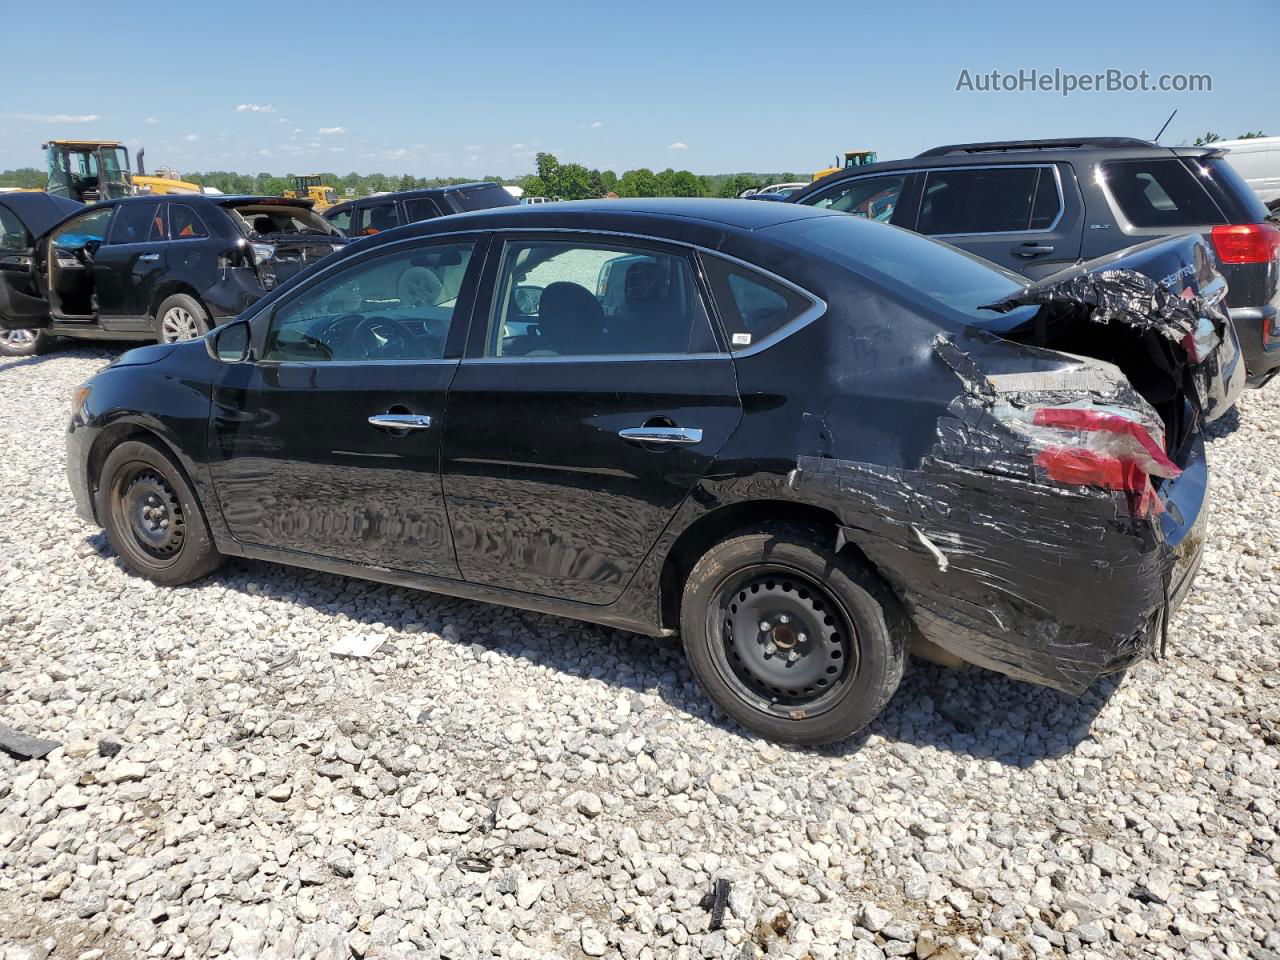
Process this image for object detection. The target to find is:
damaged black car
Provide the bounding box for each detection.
[46,199,1243,744]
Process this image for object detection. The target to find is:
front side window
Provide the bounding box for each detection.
[488,240,714,358]
[169,205,208,240]
[703,257,815,351]
[0,206,30,250]
[51,207,114,250]
[807,174,907,223]
[262,241,475,363]
[107,202,161,244]
[327,207,353,233]
[1100,158,1227,228]
[355,203,401,236]
[916,166,1048,235]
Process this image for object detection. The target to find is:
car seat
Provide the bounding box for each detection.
[525,282,606,356]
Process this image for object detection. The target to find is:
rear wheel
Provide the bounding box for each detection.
[0,328,49,357]
[155,294,210,344]
[680,525,906,745]
[95,440,224,585]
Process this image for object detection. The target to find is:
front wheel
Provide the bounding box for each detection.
[94,440,224,585]
[0,328,50,357]
[680,525,906,745]
[155,294,211,344]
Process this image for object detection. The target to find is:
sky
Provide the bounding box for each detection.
[1,0,1276,178]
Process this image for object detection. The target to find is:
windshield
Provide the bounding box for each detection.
[788,215,1037,326]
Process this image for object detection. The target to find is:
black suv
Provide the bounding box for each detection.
[0,194,346,355]
[789,137,1280,386]
[323,182,517,237]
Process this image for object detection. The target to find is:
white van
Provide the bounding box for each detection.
[1216,136,1280,210]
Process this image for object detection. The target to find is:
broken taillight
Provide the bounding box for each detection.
[996,401,1180,516]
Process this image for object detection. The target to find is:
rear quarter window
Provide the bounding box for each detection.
[702,256,816,351]
[1101,158,1228,228]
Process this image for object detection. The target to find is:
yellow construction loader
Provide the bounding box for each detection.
[813,150,879,182]
[283,174,338,211]
[42,141,202,203]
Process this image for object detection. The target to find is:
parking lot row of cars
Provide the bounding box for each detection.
[0,135,1274,743]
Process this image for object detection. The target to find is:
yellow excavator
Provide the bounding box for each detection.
[42,141,201,203]
[813,150,879,182]
[283,174,338,211]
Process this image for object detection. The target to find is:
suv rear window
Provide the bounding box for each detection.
[451,185,518,212]
[1101,158,1227,227]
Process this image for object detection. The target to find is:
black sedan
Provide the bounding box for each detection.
[42,199,1241,744]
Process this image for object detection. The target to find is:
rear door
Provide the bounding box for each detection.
[353,201,402,237]
[441,233,742,604]
[402,196,444,224]
[913,163,1083,277]
[208,235,486,576]
[92,200,167,326]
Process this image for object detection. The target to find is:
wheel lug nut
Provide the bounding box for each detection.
[764,643,777,655]
[787,650,800,662]
[797,633,807,644]
[758,621,771,632]
[778,614,790,624]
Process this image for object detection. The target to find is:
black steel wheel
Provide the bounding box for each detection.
[680,525,907,745]
[94,440,224,585]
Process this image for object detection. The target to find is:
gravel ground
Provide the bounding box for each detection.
[0,345,1277,960]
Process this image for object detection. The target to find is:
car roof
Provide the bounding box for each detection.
[348,197,844,248]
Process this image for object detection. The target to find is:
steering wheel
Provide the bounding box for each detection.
[323,313,425,360]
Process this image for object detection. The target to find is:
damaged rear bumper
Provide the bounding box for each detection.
[795,434,1207,696]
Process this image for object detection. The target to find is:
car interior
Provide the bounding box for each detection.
[495,245,709,357]
[229,205,337,237]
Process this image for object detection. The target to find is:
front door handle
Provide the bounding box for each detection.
[368,413,432,430]
[1012,243,1055,258]
[138,253,160,262]
[618,426,703,445]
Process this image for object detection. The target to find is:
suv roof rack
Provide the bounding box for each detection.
[916,137,1159,158]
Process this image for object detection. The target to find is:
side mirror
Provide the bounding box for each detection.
[206,319,250,363]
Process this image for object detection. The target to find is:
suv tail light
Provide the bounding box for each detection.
[1210,223,1280,264]
[995,401,1180,516]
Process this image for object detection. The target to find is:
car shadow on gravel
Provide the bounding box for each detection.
[0,345,123,376]
[1203,403,1241,441]
[85,531,1127,766]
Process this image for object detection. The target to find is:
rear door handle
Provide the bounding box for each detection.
[138,253,160,262]
[368,413,432,430]
[618,426,703,445]
[1012,243,1055,257]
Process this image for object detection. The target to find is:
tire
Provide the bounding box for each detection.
[0,328,50,357]
[94,439,224,586]
[680,524,906,745]
[154,294,211,344]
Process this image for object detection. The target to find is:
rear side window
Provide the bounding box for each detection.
[917,167,1051,235]
[169,205,208,239]
[703,257,814,351]
[355,203,401,236]
[403,198,442,222]
[806,175,907,223]
[107,202,160,244]
[1101,158,1227,227]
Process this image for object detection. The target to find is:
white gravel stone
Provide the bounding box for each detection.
[0,347,1277,959]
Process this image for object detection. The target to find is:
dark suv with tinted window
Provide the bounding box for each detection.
[323,182,517,237]
[0,193,346,354]
[789,137,1280,386]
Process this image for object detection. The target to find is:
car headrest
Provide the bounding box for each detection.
[538,282,603,345]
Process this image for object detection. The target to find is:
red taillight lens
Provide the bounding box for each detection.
[996,402,1179,517]
[1210,223,1280,265]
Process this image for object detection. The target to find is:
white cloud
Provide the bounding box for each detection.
[277,117,291,124]
[668,141,688,150]
[511,142,525,149]
[384,148,409,159]
[307,141,321,148]
[235,103,276,113]
[292,128,302,135]
[464,144,482,152]
[145,117,159,124]
[589,121,604,129]
[2,113,101,123]
[317,126,345,135]
[328,147,345,153]
[183,134,200,142]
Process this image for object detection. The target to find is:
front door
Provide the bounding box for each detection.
[92,200,167,329]
[43,206,115,320]
[208,236,485,577]
[442,234,743,605]
[0,203,48,330]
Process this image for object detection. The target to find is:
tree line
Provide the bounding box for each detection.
[0,152,805,199]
